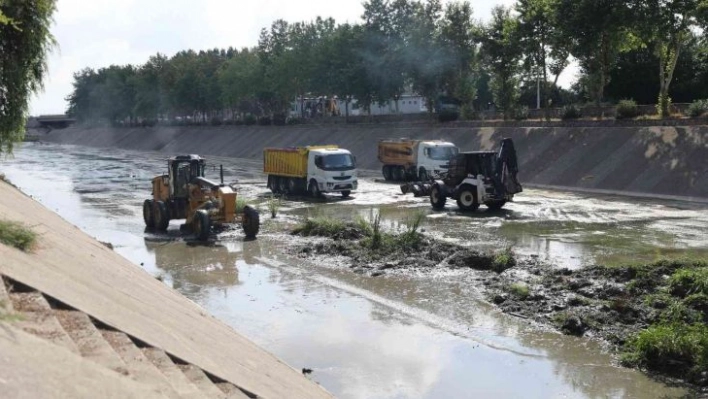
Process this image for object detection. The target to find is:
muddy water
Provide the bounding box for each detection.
[3,142,704,398]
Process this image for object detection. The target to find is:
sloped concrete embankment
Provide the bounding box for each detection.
[41,124,708,199]
[0,180,331,399]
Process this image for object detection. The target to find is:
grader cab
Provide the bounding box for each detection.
[142,155,259,240]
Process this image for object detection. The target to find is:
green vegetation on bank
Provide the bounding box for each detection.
[0,219,37,251]
[66,0,708,126]
[599,259,708,385]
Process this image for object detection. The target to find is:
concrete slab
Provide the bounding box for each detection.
[0,181,331,399]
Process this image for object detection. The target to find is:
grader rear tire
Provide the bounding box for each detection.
[242,206,260,239]
[193,210,211,241]
[143,200,155,228]
[154,201,170,231]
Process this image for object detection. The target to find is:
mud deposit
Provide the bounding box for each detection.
[292,221,708,392]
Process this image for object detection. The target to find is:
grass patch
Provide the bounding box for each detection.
[267,194,281,218]
[622,323,708,383]
[492,247,516,273]
[668,267,708,297]
[507,283,530,299]
[235,197,248,214]
[0,219,37,251]
[292,216,360,239]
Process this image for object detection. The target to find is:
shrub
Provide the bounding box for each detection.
[669,267,708,297]
[686,99,708,118]
[258,116,272,126]
[616,99,640,119]
[0,220,37,251]
[287,117,302,125]
[397,211,425,251]
[622,323,708,383]
[272,113,287,126]
[210,117,223,126]
[492,247,516,273]
[243,114,257,126]
[511,106,529,121]
[267,194,281,218]
[561,104,582,120]
[508,282,530,299]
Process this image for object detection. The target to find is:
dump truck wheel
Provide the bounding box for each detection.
[242,205,260,239]
[267,175,276,193]
[430,184,447,209]
[278,176,289,194]
[308,180,321,198]
[143,200,155,228]
[193,210,211,241]
[154,201,170,230]
[341,190,351,198]
[456,185,479,212]
[486,201,507,211]
[382,166,392,181]
[419,167,428,181]
[287,178,299,194]
[392,166,403,181]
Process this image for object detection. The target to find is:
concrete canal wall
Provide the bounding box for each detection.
[40,123,708,199]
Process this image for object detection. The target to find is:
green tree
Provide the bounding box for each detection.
[555,0,634,105]
[0,0,57,154]
[438,1,479,118]
[480,6,523,118]
[632,0,708,117]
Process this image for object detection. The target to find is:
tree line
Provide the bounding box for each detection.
[66,0,708,125]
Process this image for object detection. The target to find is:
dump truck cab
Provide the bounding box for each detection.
[416,141,458,178]
[308,147,358,195]
[430,138,522,211]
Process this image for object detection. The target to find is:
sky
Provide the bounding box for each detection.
[31,0,575,115]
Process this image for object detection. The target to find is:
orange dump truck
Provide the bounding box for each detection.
[378,139,458,181]
[264,146,358,197]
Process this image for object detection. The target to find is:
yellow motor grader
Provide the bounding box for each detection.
[142,155,259,240]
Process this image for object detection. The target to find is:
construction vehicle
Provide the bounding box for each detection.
[430,138,522,211]
[264,146,358,197]
[142,155,259,240]
[379,139,458,182]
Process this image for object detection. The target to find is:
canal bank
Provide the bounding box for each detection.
[38,123,708,199]
[0,177,331,398]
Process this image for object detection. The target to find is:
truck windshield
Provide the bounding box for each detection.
[319,154,356,171]
[427,146,458,161]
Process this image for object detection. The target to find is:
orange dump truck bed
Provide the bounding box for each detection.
[378,140,418,166]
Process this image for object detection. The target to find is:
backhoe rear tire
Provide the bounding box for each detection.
[143,200,155,228]
[456,185,479,212]
[193,210,211,241]
[430,184,447,210]
[242,205,260,239]
[154,201,170,231]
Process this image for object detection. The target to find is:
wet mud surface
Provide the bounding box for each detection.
[4,142,708,398]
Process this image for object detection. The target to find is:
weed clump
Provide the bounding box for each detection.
[492,247,516,273]
[267,194,281,218]
[507,283,530,299]
[292,216,364,240]
[622,323,708,384]
[0,220,37,251]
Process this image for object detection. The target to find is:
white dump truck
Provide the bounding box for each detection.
[263,145,358,197]
[378,139,459,181]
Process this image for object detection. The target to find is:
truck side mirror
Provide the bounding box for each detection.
[424,148,429,156]
[315,156,323,168]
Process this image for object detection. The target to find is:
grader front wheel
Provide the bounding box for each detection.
[242,206,260,239]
